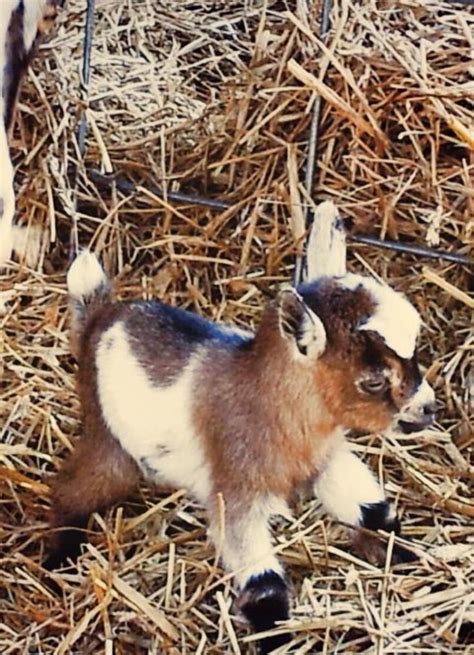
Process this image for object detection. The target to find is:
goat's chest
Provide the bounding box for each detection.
[94,323,211,503]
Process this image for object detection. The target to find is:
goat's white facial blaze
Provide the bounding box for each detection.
[216,496,285,588]
[67,250,108,299]
[96,322,211,504]
[342,274,422,359]
[314,442,385,526]
[304,200,347,281]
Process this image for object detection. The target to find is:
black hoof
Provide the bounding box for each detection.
[238,571,291,653]
[43,522,87,571]
[360,501,400,533]
[358,501,419,566]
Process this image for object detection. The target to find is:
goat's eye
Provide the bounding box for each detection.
[358,375,388,395]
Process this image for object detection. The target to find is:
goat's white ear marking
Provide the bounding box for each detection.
[278,288,326,359]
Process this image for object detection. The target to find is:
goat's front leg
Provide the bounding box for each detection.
[314,442,416,564]
[211,497,291,654]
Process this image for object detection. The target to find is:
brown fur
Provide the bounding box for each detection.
[194,302,338,509]
[193,287,420,514]
[50,431,140,537]
[126,304,198,385]
[49,300,140,565]
[50,271,423,570]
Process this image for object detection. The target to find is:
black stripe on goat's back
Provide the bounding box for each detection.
[121,300,252,386]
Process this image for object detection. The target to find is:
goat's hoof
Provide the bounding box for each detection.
[355,502,418,567]
[237,571,291,653]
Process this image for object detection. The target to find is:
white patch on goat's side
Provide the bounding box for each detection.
[304,200,347,281]
[341,273,421,359]
[67,250,108,300]
[96,322,212,505]
[216,495,285,588]
[314,441,385,526]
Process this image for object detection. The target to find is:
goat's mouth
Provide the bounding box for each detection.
[396,417,433,434]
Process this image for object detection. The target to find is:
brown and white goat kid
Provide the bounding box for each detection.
[0,0,60,267]
[47,206,436,652]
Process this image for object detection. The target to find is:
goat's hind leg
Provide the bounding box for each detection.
[212,497,291,653]
[314,442,417,565]
[45,435,140,570]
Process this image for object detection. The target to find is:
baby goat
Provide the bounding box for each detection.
[0,0,60,266]
[47,207,436,652]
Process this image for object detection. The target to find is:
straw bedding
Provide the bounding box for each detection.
[0,0,472,652]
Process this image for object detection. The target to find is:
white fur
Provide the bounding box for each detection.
[304,201,347,281]
[0,6,15,266]
[0,1,47,53]
[23,0,48,51]
[11,223,46,267]
[314,441,385,526]
[217,496,285,588]
[281,289,327,360]
[397,379,435,424]
[95,322,212,504]
[341,273,421,359]
[299,300,327,359]
[67,250,108,299]
[0,1,48,267]
[0,115,15,267]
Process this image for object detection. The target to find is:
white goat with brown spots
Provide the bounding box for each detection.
[46,203,436,653]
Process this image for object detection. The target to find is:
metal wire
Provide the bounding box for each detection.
[293,0,333,285]
[69,0,96,260]
[90,171,472,267]
[78,0,471,270]
[76,0,96,156]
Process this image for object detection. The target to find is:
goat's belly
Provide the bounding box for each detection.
[95,321,211,503]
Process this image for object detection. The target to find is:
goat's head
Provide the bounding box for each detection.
[267,277,435,435]
[261,201,436,435]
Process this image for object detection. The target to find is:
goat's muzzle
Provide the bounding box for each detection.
[394,379,437,434]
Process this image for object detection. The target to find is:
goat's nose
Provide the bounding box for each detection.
[422,402,437,424]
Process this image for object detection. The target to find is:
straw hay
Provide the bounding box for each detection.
[0,0,472,652]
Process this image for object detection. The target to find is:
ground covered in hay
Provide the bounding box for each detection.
[0,1,472,653]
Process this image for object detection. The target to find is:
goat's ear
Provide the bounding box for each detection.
[277,289,326,359]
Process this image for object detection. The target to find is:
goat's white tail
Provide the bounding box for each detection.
[67,251,111,344]
[303,201,347,282]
